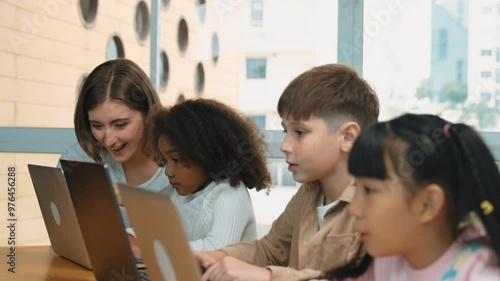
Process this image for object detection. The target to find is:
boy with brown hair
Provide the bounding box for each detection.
[196,64,379,281]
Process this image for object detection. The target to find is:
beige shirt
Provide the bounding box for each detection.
[222,181,363,281]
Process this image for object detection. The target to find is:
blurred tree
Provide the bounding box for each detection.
[440,82,467,103]
[415,79,499,130]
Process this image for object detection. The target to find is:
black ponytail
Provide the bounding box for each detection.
[449,124,500,258]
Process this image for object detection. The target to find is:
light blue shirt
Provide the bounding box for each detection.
[59,141,169,227]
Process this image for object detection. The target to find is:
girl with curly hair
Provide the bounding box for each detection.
[148,98,272,251]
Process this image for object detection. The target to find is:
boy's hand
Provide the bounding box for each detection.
[194,250,228,269]
[201,256,272,281]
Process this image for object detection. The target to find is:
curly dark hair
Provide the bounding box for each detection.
[145,98,272,191]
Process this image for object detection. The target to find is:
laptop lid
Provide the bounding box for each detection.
[119,184,203,281]
[60,159,143,281]
[27,164,93,269]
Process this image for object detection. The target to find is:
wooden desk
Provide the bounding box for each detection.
[0,246,95,281]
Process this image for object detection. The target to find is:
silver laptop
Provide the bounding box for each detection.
[60,159,148,281]
[27,164,93,269]
[119,183,203,281]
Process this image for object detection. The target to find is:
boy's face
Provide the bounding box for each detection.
[280,116,342,184]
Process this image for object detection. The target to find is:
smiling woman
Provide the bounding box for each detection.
[59,58,169,228]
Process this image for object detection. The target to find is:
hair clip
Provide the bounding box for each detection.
[480,200,494,215]
[443,123,452,139]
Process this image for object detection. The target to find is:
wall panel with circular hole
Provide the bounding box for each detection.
[197,0,207,23]
[135,1,150,43]
[106,35,125,60]
[76,73,89,103]
[177,18,189,55]
[176,94,186,104]
[211,32,220,65]
[78,0,98,28]
[162,0,170,9]
[195,63,205,96]
[159,50,170,92]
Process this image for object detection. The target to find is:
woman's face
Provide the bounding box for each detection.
[88,100,145,164]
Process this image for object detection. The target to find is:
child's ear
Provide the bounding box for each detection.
[340,121,361,152]
[414,184,447,223]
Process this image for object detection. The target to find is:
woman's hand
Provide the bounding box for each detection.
[128,235,142,260]
[112,183,123,206]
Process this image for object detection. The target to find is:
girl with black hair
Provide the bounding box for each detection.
[315,114,500,281]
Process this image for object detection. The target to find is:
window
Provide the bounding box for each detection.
[246,58,266,79]
[481,71,492,78]
[364,0,500,131]
[251,0,263,26]
[496,69,500,83]
[480,92,492,103]
[481,49,492,56]
[438,28,448,60]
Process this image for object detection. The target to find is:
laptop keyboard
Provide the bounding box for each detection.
[139,271,150,281]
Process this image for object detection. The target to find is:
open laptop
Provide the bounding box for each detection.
[118,183,204,281]
[59,159,148,281]
[27,164,92,269]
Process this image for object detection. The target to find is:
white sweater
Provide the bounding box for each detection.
[163,180,257,251]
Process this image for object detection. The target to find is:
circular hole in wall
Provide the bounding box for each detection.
[211,33,220,65]
[78,0,98,28]
[159,50,169,91]
[195,63,205,96]
[135,1,150,43]
[106,35,125,60]
[177,18,189,54]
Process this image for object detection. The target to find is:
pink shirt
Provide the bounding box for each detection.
[345,243,500,281]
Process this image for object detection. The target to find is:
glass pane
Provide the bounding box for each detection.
[364,0,500,132]
[2,0,342,242]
